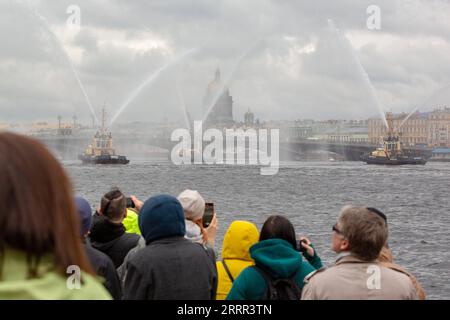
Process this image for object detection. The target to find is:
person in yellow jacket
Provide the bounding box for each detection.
[122,207,141,235]
[216,220,259,300]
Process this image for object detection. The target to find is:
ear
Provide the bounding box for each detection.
[340,239,349,251]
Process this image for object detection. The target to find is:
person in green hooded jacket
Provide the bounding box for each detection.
[226,215,323,300]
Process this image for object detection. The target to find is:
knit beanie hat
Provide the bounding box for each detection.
[177,189,205,221]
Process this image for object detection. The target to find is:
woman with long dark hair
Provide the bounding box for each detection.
[0,132,110,299]
[226,215,323,300]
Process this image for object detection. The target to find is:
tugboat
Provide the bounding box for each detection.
[360,113,427,165]
[78,108,130,165]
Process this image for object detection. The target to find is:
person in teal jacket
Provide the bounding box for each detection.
[226,215,323,300]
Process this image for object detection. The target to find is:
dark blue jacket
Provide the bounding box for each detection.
[85,241,122,300]
[123,195,217,300]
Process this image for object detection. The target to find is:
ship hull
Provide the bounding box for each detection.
[78,154,130,165]
[360,154,426,165]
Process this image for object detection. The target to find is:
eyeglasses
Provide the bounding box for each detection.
[332,223,344,236]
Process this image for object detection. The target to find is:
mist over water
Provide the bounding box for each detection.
[65,160,450,300]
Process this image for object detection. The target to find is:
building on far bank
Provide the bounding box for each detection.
[368,108,450,147]
[369,112,428,146]
[428,108,450,147]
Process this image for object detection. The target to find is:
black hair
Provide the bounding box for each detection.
[259,215,297,249]
[367,207,387,224]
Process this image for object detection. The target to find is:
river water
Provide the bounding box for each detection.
[64,160,450,299]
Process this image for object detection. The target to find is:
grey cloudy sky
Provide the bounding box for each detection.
[2,0,450,126]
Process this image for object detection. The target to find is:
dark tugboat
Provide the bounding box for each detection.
[78,108,130,165]
[361,113,427,165]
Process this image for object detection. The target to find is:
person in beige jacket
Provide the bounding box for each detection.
[301,206,418,300]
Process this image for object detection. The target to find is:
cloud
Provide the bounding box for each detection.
[2,0,450,125]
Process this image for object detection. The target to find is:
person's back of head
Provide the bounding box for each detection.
[0,132,94,278]
[259,215,297,250]
[100,188,126,222]
[75,197,93,238]
[177,189,209,244]
[138,194,185,244]
[177,189,205,221]
[337,206,388,261]
[222,221,259,260]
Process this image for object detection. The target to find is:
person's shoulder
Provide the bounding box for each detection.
[184,240,216,258]
[303,265,335,285]
[381,264,414,283]
[303,268,322,283]
[85,243,112,266]
[239,265,269,284]
[121,232,140,244]
[380,265,418,298]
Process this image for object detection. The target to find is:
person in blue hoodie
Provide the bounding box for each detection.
[226,215,323,300]
[75,196,122,300]
[122,194,218,300]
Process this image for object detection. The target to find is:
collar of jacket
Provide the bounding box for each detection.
[335,252,377,265]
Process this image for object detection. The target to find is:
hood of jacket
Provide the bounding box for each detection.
[138,194,185,244]
[250,238,303,278]
[222,221,259,261]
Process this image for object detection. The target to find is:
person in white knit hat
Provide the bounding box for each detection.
[177,189,218,248]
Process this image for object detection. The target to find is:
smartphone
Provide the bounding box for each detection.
[126,197,135,208]
[203,202,215,228]
[296,238,307,253]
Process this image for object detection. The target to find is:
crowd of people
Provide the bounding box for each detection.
[0,132,425,300]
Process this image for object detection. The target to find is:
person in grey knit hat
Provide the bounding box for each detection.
[177,189,218,248]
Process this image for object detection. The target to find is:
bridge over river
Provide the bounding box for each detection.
[32,132,432,162]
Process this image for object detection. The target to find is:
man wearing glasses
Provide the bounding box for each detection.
[301,206,418,300]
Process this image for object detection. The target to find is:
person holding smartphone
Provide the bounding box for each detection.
[177,190,218,249]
